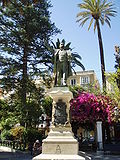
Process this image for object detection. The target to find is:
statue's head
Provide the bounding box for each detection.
[60,42,64,50]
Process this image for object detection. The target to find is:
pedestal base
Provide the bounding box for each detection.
[42,128,78,155]
[33,154,85,160]
[32,129,85,160]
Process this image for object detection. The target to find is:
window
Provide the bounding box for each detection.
[70,79,76,86]
[80,76,90,84]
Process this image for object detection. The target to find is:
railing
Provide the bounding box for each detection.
[0,140,26,151]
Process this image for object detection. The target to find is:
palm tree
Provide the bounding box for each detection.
[76,0,116,90]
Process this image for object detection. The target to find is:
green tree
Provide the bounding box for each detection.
[0,99,19,140]
[0,99,8,121]
[106,73,120,111]
[0,84,45,140]
[42,96,52,118]
[7,80,45,127]
[114,46,120,90]
[76,0,116,90]
[106,73,120,121]
[0,0,42,7]
[0,0,59,127]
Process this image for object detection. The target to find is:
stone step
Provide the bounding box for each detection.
[32,154,85,160]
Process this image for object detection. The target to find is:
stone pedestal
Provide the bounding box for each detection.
[33,87,85,160]
[42,129,78,155]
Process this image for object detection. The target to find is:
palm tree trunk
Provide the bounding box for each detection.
[96,19,106,91]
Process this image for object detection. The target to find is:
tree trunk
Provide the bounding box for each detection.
[96,19,106,91]
[21,46,28,127]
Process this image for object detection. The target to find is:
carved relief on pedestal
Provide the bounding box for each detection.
[53,99,67,126]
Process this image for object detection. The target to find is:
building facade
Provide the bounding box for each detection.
[67,70,99,87]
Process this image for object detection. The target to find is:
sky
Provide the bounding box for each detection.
[50,0,120,86]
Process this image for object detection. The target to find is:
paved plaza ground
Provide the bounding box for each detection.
[0,146,120,160]
[86,152,120,160]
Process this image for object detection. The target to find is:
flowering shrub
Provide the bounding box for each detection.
[70,92,115,124]
[10,126,26,141]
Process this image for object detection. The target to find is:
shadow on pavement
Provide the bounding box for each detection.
[0,151,33,160]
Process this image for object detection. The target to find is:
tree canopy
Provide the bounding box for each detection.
[0,0,59,89]
[0,0,59,127]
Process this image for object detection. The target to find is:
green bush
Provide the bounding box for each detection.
[25,128,43,144]
[0,129,13,141]
[10,126,26,141]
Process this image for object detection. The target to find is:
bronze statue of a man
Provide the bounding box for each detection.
[54,42,72,86]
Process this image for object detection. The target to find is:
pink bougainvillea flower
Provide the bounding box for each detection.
[70,92,116,124]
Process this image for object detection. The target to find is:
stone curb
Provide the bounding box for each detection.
[0,146,15,152]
